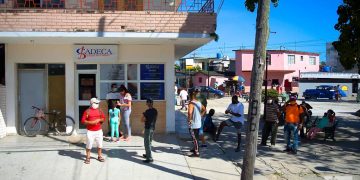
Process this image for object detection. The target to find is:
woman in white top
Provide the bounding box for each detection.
[117,85,132,141]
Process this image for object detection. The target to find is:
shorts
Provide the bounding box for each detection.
[86,130,103,149]
[199,117,205,135]
[224,119,243,134]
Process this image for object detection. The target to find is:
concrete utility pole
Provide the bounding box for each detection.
[241,0,271,179]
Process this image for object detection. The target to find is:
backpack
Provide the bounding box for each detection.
[278,103,301,126]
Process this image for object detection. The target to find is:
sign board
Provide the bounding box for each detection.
[140,83,165,100]
[74,45,118,63]
[140,64,164,80]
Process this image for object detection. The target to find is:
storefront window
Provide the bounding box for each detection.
[127,64,138,80]
[128,82,138,100]
[100,64,125,80]
[100,82,125,100]
[79,74,96,100]
[140,82,165,100]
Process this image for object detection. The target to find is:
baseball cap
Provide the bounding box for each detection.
[90,97,100,104]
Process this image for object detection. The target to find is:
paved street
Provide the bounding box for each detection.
[0,97,359,180]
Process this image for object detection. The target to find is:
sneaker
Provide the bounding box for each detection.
[189,149,195,153]
[143,159,154,163]
[142,154,147,158]
[290,149,298,155]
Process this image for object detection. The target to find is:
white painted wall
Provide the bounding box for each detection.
[5,43,176,134]
[0,85,6,138]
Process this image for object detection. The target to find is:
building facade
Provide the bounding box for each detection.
[326,42,359,73]
[235,49,320,93]
[0,0,216,137]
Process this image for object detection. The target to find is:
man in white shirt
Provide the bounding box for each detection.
[175,84,178,105]
[215,95,244,152]
[106,84,120,100]
[179,88,188,111]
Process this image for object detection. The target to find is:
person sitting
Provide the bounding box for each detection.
[307,109,335,139]
[203,109,216,139]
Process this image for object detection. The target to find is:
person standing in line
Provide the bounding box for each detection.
[195,89,207,147]
[261,98,280,147]
[109,101,121,142]
[215,95,244,152]
[283,96,304,154]
[179,88,188,111]
[141,98,158,163]
[81,97,105,164]
[188,92,206,157]
[117,85,132,141]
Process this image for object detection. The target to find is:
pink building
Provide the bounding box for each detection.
[235,50,320,93]
[192,72,228,87]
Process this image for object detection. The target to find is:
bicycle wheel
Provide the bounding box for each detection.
[23,117,42,137]
[55,116,75,136]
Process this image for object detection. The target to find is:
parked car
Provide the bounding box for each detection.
[303,85,347,99]
[189,86,225,98]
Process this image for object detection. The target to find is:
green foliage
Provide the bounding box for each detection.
[210,33,219,42]
[245,0,279,12]
[261,89,279,101]
[193,65,202,72]
[174,64,180,71]
[333,0,360,74]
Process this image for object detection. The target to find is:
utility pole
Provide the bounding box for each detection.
[241,0,271,179]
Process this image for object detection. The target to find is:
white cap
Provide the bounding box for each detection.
[90,97,100,104]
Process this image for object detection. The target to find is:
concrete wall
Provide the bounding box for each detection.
[0,85,6,138]
[5,43,175,134]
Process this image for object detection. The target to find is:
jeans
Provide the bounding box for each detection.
[144,128,154,160]
[121,110,132,137]
[284,123,299,150]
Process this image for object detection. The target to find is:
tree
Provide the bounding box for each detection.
[332,0,360,74]
[242,0,278,179]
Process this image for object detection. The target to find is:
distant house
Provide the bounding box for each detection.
[234,49,320,93]
[192,71,228,87]
[177,57,235,72]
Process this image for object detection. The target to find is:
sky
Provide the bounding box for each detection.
[186,0,343,61]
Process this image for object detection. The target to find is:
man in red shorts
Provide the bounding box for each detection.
[81,97,105,164]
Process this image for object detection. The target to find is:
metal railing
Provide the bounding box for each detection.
[0,0,214,12]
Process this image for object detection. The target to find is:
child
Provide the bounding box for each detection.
[203,109,217,141]
[141,98,158,163]
[109,101,121,142]
[81,97,105,164]
[307,112,330,139]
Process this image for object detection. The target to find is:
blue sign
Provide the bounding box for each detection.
[140,64,164,80]
[140,83,165,100]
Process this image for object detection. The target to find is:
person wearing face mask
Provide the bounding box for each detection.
[260,98,280,147]
[81,97,106,164]
[106,84,120,100]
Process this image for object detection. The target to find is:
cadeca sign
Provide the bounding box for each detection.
[74,45,118,63]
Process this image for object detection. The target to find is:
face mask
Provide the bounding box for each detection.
[91,103,99,109]
[267,100,272,104]
[112,88,117,92]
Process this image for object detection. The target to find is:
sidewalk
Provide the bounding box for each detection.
[176,97,360,180]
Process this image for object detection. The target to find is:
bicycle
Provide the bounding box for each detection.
[23,106,75,137]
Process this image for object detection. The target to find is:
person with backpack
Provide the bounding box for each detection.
[283,96,304,154]
[81,97,106,164]
[187,91,206,157]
